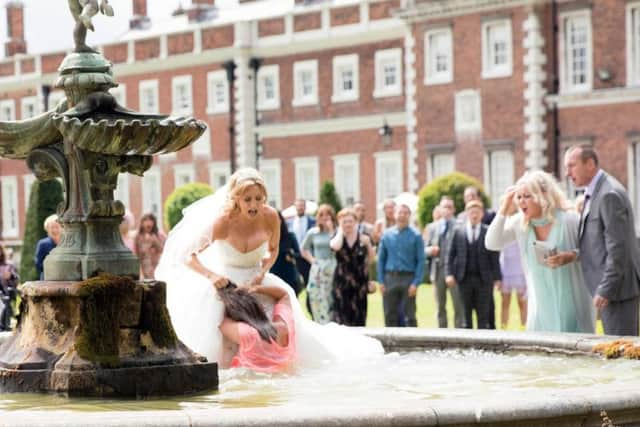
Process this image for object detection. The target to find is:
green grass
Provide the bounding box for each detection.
[300,286,605,333]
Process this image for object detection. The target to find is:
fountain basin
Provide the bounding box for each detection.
[2,328,640,426]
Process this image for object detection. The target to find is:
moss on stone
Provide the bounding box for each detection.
[75,273,136,367]
[141,282,178,349]
[593,339,637,359]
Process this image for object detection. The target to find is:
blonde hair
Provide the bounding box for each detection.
[224,168,268,215]
[515,170,569,228]
[337,207,357,221]
[43,214,59,232]
[315,204,336,232]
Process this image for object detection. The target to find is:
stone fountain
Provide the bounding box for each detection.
[0,1,217,397]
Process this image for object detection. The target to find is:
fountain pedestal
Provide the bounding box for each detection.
[0,43,215,396]
[0,277,217,396]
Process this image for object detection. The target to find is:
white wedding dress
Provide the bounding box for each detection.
[156,188,384,368]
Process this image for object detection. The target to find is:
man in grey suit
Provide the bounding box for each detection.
[425,196,464,328]
[565,145,640,336]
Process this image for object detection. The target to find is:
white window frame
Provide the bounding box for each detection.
[0,99,16,121]
[484,149,514,209]
[427,152,455,181]
[142,167,163,226]
[629,142,640,235]
[455,89,482,134]
[627,2,640,86]
[257,65,280,111]
[172,75,193,115]
[374,48,403,98]
[1,176,19,238]
[139,79,159,114]
[47,91,66,111]
[292,60,319,107]
[110,84,127,107]
[206,70,229,115]
[23,174,35,209]
[481,19,513,79]
[374,151,403,215]
[294,156,319,202]
[174,164,196,189]
[559,10,593,93]
[424,27,453,85]
[21,96,39,119]
[208,161,230,191]
[191,126,211,158]
[260,159,282,209]
[332,54,359,103]
[332,154,360,207]
[115,174,130,210]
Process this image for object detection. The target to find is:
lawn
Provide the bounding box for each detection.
[300,285,605,333]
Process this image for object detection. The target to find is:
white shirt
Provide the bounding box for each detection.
[293,215,308,245]
[466,222,479,243]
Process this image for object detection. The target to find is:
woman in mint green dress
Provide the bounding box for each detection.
[486,171,595,333]
[301,204,337,324]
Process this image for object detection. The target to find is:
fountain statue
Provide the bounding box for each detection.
[0,2,217,396]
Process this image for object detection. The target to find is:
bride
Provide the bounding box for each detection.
[155,167,383,369]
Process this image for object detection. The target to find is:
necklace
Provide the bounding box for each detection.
[530,216,550,227]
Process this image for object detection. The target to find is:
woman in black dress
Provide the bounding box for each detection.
[330,208,375,326]
[270,211,302,294]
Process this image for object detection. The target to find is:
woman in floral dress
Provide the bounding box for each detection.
[301,204,336,324]
[330,208,375,326]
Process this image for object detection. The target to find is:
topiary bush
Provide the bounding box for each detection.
[19,179,64,282]
[416,172,490,228]
[164,182,213,230]
[318,180,343,214]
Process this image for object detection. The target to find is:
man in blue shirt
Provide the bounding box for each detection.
[377,203,425,327]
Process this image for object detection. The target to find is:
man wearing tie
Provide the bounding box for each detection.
[565,145,640,336]
[424,196,464,328]
[445,200,501,329]
[287,199,316,291]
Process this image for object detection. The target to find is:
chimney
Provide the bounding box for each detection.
[5,1,27,57]
[129,0,151,30]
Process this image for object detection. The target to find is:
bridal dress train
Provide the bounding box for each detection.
[155,187,384,368]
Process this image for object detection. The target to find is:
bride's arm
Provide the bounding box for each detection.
[186,216,229,288]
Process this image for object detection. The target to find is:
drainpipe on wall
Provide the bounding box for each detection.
[222,60,237,174]
[550,0,561,177]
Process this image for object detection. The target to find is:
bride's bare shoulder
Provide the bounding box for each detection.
[263,205,278,222]
[212,213,231,239]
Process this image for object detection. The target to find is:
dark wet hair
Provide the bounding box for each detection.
[0,245,5,265]
[217,282,278,343]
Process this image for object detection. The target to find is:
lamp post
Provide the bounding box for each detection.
[379,120,393,146]
[222,60,237,174]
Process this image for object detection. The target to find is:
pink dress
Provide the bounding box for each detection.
[230,301,297,373]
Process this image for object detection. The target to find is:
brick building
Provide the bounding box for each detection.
[1,0,639,252]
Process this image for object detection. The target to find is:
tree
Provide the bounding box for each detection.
[19,179,64,282]
[416,172,490,228]
[163,182,214,230]
[318,180,342,213]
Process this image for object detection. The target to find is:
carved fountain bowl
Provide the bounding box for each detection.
[51,113,206,156]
